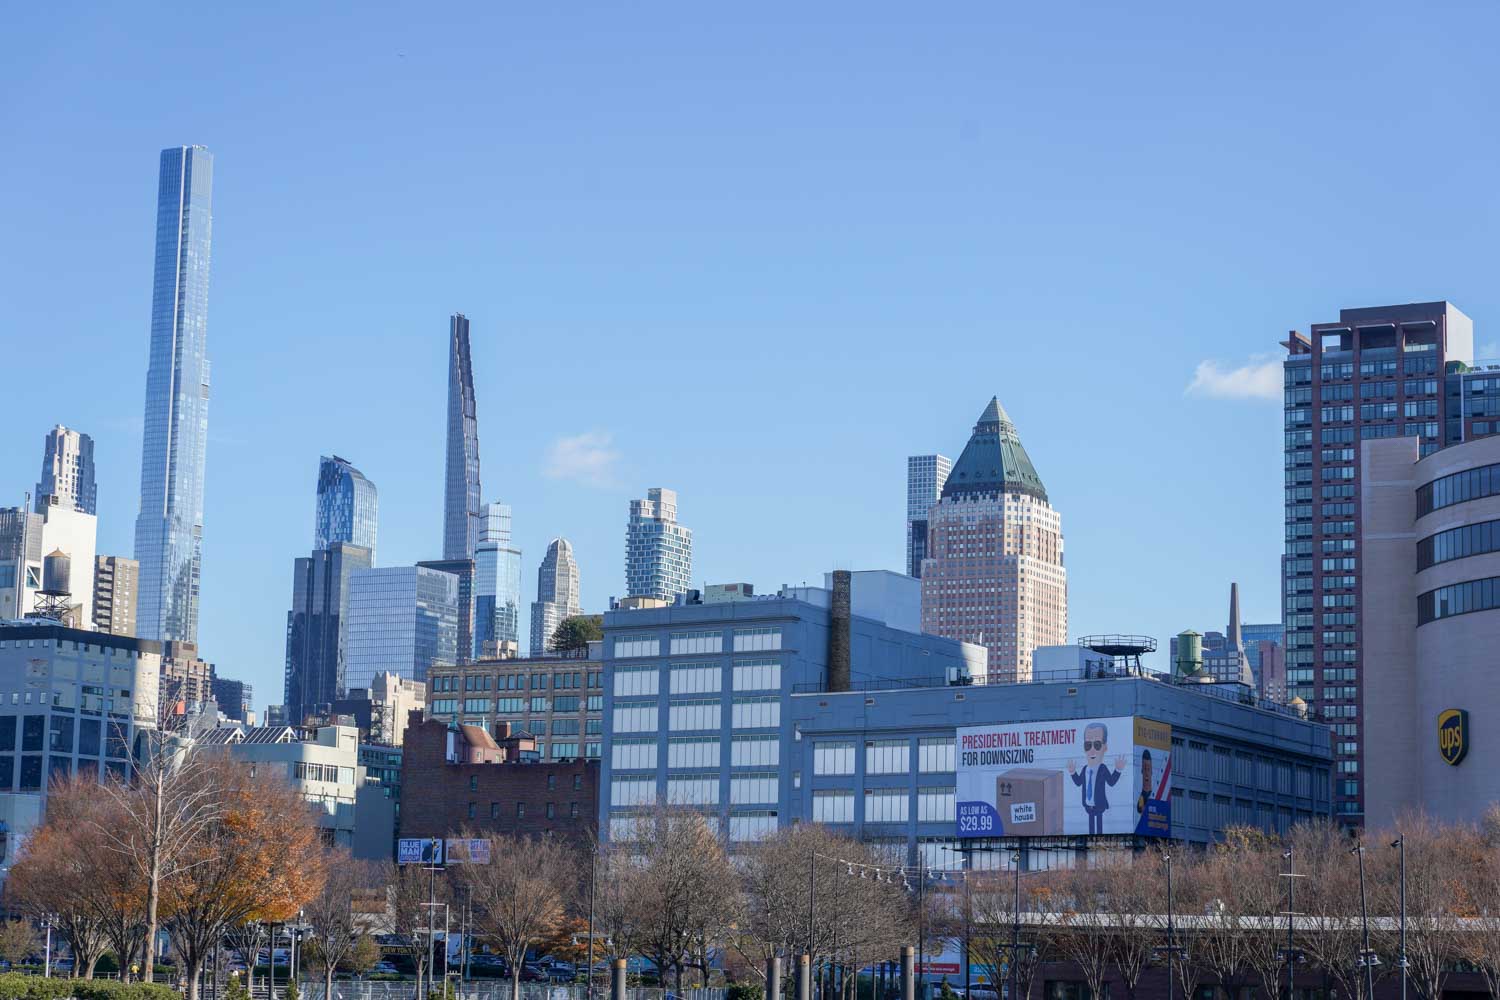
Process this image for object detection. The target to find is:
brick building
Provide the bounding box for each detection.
[399,714,599,843]
[425,649,603,763]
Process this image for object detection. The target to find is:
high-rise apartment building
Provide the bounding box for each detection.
[212,676,253,723]
[919,398,1067,682]
[443,313,482,563]
[1281,301,1474,822]
[530,538,582,656]
[344,565,460,692]
[283,542,373,725]
[134,145,214,645]
[625,488,692,602]
[473,502,522,659]
[905,454,951,578]
[92,555,139,637]
[35,426,96,515]
[314,455,378,559]
[160,640,215,717]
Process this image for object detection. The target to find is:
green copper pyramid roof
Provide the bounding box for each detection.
[941,397,1048,502]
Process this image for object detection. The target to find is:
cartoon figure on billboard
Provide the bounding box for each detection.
[1137,750,1153,817]
[1066,721,1125,835]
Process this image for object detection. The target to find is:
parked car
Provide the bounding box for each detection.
[521,964,549,982]
[371,961,399,975]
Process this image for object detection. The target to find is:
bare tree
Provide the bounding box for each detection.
[1210,831,1293,1000]
[1463,805,1500,998]
[223,921,268,996]
[0,920,39,967]
[1376,814,1476,1000]
[1194,830,1269,1000]
[385,859,450,1000]
[303,851,379,1000]
[460,833,574,1000]
[1097,855,1162,1000]
[1289,822,1377,1000]
[969,870,1056,1000]
[1045,865,1113,1000]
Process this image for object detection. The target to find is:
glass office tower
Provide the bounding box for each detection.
[473,502,522,658]
[443,313,482,562]
[133,145,213,643]
[344,565,460,690]
[314,455,378,560]
[530,537,582,655]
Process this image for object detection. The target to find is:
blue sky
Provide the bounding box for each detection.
[4,4,1498,712]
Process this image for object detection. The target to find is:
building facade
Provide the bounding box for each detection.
[92,555,139,637]
[0,501,97,629]
[905,454,951,578]
[344,565,460,692]
[625,488,692,602]
[425,651,604,762]
[600,580,981,844]
[443,313,482,563]
[920,398,1067,683]
[212,676,253,723]
[473,503,522,659]
[314,455,378,559]
[35,426,96,515]
[0,622,161,861]
[134,145,215,645]
[530,538,581,656]
[160,640,215,716]
[399,716,599,844]
[1281,301,1475,822]
[331,670,426,746]
[283,542,373,725]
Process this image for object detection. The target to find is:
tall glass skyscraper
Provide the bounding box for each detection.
[314,455,378,560]
[443,313,482,562]
[344,565,460,690]
[133,145,214,644]
[36,426,97,515]
[530,537,582,655]
[905,453,951,578]
[625,488,693,601]
[282,541,372,725]
[473,502,522,658]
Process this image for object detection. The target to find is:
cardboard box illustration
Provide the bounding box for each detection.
[997,768,1063,836]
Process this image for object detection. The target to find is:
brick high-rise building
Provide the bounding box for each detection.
[1281,301,1474,823]
[160,640,215,716]
[92,555,139,637]
[919,398,1067,682]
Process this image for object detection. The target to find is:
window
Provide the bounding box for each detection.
[612,778,656,806]
[490,801,499,818]
[814,741,855,775]
[729,811,777,842]
[612,738,657,770]
[467,801,476,819]
[531,697,549,713]
[917,787,956,823]
[614,666,660,697]
[612,702,659,734]
[730,772,778,804]
[668,737,720,769]
[553,719,581,736]
[732,734,779,767]
[470,775,478,792]
[733,627,783,652]
[1418,463,1500,516]
[864,789,908,824]
[570,801,580,818]
[1418,519,1500,570]
[669,630,722,655]
[666,776,719,805]
[547,773,557,790]
[732,696,779,729]
[812,790,854,823]
[464,698,490,713]
[669,698,721,731]
[918,737,955,773]
[516,802,525,818]
[614,635,659,659]
[587,695,603,711]
[1419,576,1500,625]
[553,695,580,713]
[733,659,781,691]
[670,664,721,694]
[865,740,909,775]
[495,698,525,714]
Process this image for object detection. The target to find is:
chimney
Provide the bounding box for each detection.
[829,570,851,692]
[1227,582,1243,652]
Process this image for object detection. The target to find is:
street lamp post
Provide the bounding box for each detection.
[43,915,52,978]
[588,841,598,1000]
[1011,852,1021,1000]
[955,843,1004,1000]
[1351,841,1377,1000]
[1153,854,1186,1000]
[1392,837,1407,1000]
[1278,848,1306,1000]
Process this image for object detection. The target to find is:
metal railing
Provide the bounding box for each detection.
[300,985,725,1000]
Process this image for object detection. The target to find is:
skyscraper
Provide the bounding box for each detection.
[133,145,214,644]
[36,426,97,515]
[443,313,481,562]
[473,502,523,658]
[919,398,1067,682]
[344,565,460,690]
[530,537,582,655]
[906,454,951,578]
[625,488,693,602]
[1281,301,1473,823]
[282,542,372,726]
[92,555,139,637]
[314,455,378,559]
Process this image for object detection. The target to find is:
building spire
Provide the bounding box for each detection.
[940,397,1048,501]
[1228,581,1243,651]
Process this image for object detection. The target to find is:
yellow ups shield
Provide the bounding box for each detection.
[1438,709,1469,766]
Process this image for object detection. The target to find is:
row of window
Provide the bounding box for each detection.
[613,697,781,733]
[613,660,782,697]
[812,738,956,776]
[1417,518,1500,570]
[1418,575,1500,626]
[809,788,956,824]
[612,734,779,771]
[614,627,784,659]
[431,671,603,693]
[608,810,777,844]
[1417,462,1500,516]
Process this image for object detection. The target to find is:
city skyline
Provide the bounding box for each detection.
[7,4,1495,711]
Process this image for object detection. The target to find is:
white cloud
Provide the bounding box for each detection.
[1185,357,1282,402]
[544,431,621,489]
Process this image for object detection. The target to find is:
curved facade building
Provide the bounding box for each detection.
[530,538,582,655]
[1364,432,1500,827]
[314,455,378,559]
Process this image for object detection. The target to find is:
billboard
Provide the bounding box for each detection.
[445,838,493,864]
[397,837,445,865]
[956,716,1171,838]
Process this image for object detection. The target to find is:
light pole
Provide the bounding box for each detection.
[1010,852,1021,1000]
[588,841,598,1000]
[43,915,52,978]
[1392,837,1407,1000]
[1153,854,1185,1000]
[1278,848,1305,1000]
[955,844,1004,1000]
[1351,841,1377,1000]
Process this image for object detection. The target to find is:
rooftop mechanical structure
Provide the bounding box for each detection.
[1077,634,1157,675]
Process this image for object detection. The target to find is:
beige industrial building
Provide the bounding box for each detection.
[1363,432,1500,828]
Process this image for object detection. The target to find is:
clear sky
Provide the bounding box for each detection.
[4,4,1498,712]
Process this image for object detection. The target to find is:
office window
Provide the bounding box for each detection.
[612,703,659,734]
[732,734,779,767]
[669,698,721,731]
[612,778,656,807]
[864,789,908,824]
[530,696,549,713]
[732,658,781,691]
[669,630,722,655]
[729,811,777,842]
[865,740,909,775]
[670,664,721,694]
[730,772,778,804]
[463,698,490,713]
[814,741,855,776]
[733,627,783,652]
[495,698,525,714]
[918,737,956,773]
[812,790,853,823]
[668,737,721,769]
[614,666,660,697]
[917,787,955,823]
[666,775,719,805]
[611,738,658,771]
[614,635,659,658]
[553,696,580,713]
[732,696,779,729]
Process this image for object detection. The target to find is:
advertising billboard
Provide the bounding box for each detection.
[397,837,446,865]
[445,838,493,864]
[956,716,1171,838]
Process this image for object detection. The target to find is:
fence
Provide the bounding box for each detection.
[298,984,726,1000]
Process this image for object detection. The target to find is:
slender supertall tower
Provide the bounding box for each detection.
[443,313,482,561]
[133,145,214,644]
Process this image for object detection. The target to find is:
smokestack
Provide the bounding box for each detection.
[829,570,851,693]
[1228,581,1243,651]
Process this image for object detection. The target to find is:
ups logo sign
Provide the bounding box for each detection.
[1438,709,1469,766]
